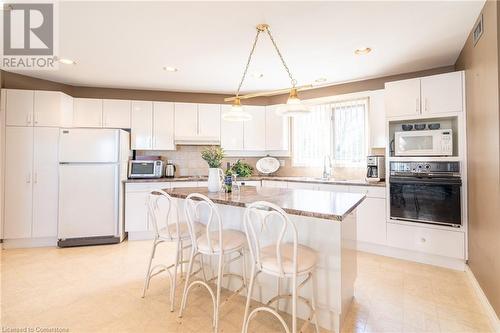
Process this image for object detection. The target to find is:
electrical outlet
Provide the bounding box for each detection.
[279,159,285,167]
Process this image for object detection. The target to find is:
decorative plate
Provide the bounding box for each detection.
[256,157,280,174]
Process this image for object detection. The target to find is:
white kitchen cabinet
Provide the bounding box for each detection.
[125,182,170,233]
[316,183,350,192]
[220,105,244,150]
[387,222,465,259]
[265,105,289,151]
[131,101,153,149]
[34,91,72,127]
[368,90,386,148]
[287,181,317,190]
[174,102,198,139]
[261,180,287,188]
[198,104,221,139]
[153,102,175,150]
[3,127,59,240]
[421,72,463,115]
[32,128,59,238]
[103,99,131,128]
[4,127,34,239]
[244,106,266,150]
[170,181,199,188]
[385,78,421,118]
[4,89,72,128]
[355,197,386,245]
[73,98,103,128]
[5,89,34,126]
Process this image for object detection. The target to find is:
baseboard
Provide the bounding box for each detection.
[357,241,466,271]
[2,237,57,249]
[465,265,500,333]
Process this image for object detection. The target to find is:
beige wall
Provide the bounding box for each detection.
[455,0,500,317]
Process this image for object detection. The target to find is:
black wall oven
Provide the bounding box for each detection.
[389,161,462,227]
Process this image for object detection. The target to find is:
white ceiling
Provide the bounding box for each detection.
[13,1,484,94]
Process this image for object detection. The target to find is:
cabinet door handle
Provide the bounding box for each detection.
[420,237,426,243]
[26,173,31,184]
[424,98,428,112]
[33,172,38,184]
[26,114,32,125]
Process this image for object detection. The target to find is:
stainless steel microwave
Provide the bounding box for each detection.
[128,160,164,178]
[395,129,453,156]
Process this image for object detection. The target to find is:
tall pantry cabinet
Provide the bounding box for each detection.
[2,89,71,242]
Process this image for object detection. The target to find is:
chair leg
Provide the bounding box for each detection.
[291,275,297,333]
[242,250,247,290]
[310,273,320,333]
[142,239,158,298]
[214,253,224,333]
[275,276,281,312]
[242,263,256,333]
[178,247,196,318]
[200,254,208,282]
[170,239,181,312]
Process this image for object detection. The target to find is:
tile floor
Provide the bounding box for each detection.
[1,240,494,333]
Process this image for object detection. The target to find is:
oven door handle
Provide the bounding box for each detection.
[390,176,462,186]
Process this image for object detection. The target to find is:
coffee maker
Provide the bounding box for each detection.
[366,155,385,181]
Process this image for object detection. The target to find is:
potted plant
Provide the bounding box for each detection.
[201,146,225,192]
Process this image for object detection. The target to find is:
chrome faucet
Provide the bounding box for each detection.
[322,155,332,179]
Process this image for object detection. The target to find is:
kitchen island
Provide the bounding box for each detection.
[165,186,365,332]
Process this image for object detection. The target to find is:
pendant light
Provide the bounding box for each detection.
[224,24,310,120]
[222,97,252,121]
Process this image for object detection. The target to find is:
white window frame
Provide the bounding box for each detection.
[292,97,369,167]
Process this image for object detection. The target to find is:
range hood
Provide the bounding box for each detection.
[174,136,221,145]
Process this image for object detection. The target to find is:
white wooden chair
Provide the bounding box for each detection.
[178,193,247,333]
[242,201,320,333]
[141,189,202,312]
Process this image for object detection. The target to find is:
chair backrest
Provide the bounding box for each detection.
[184,193,223,254]
[147,189,181,240]
[243,201,298,277]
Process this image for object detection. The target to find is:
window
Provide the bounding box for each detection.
[292,98,367,167]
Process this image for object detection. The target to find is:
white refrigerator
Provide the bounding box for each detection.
[58,128,130,247]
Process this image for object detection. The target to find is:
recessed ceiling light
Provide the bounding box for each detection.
[251,73,264,79]
[315,77,327,83]
[354,47,372,55]
[58,58,76,65]
[163,66,178,72]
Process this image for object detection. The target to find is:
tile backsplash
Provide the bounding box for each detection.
[136,145,367,179]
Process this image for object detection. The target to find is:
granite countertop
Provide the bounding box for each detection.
[125,175,386,187]
[164,186,366,221]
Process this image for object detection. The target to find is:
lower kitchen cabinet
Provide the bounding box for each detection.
[4,127,59,239]
[356,197,387,245]
[261,180,288,188]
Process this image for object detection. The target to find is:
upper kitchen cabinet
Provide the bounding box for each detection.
[244,106,266,150]
[34,91,73,127]
[130,101,153,149]
[5,89,73,127]
[220,105,244,150]
[369,90,386,148]
[385,71,463,119]
[174,102,220,144]
[265,105,289,151]
[73,98,103,128]
[174,103,198,139]
[385,78,421,118]
[5,89,34,126]
[152,102,175,150]
[421,72,463,115]
[198,104,221,140]
[103,99,131,128]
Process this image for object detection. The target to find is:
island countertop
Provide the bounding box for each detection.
[164,186,366,221]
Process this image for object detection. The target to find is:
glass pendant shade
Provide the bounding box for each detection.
[275,88,311,117]
[222,98,252,122]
